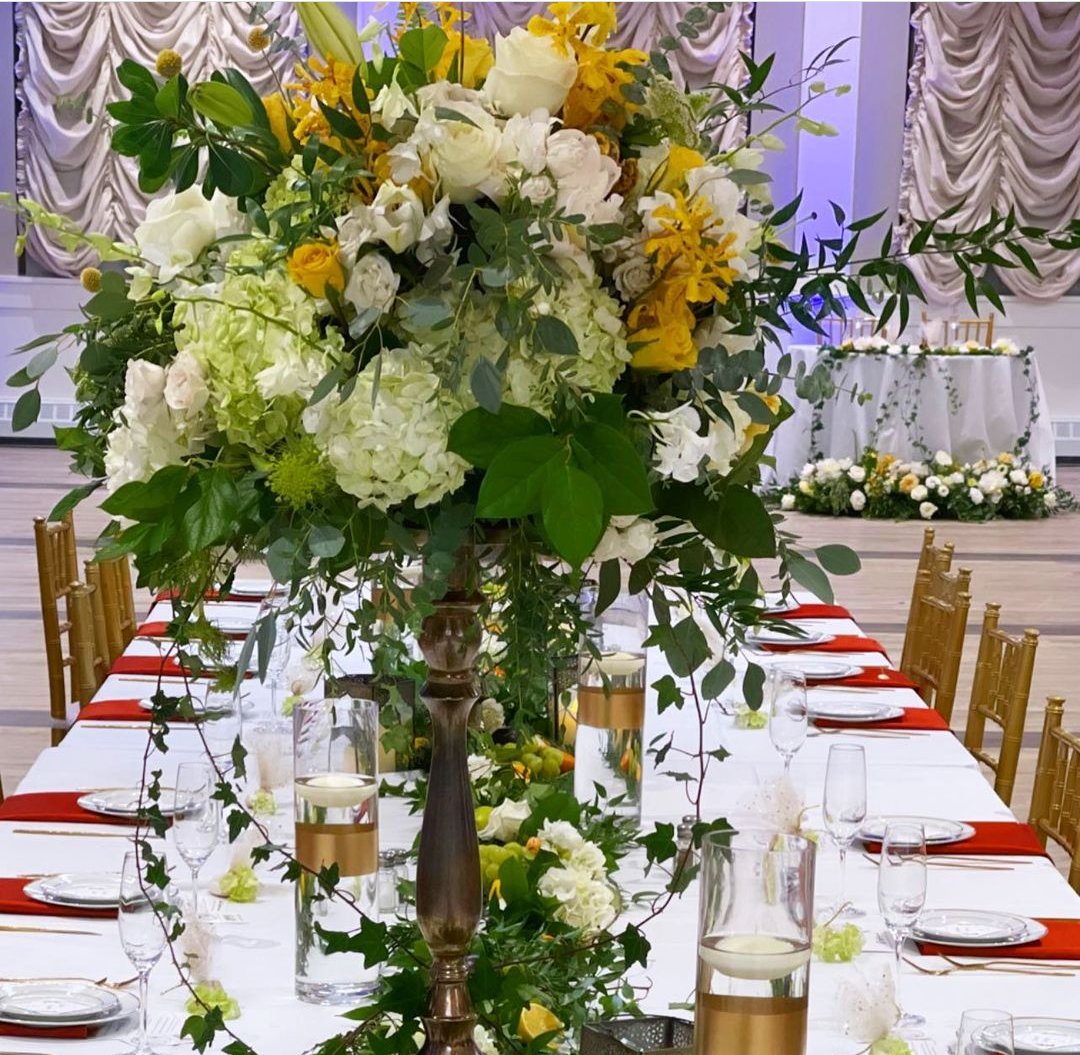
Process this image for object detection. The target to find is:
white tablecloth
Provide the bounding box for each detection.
[770,346,1057,483]
[3,592,1078,1055]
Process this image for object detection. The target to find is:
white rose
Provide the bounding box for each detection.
[415,100,504,203]
[910,484,928,502]
[948,471,965,485]
[344,253,400,315]
[925,475,941,490]
[520,174,556,203]
[612,250,653,302]
[969,487,985,505]
[979,469,1006,495]
[800,462,816,479]
[467,754,495,782]
[484,27,577,117]
[417,196,454,265]
[368,181,425,253]
[1009,469,1028,486]
[500,110,554,174]
[134,187,241,282]
[848,465,866,483]
[478,799,530,842]
[163,351,209,416]
[126,266,155,302]
[850,489,866,511]
[125,358,166,410]
[780,493,796,511]
[934,450,952,467]
[919,501,937,520]
[937,485,949,498]
[546,128,620,223]
[592,515,658,565]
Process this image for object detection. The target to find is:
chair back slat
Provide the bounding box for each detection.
[900,527,955,672]
[901,562,972,726]
[68,581,100,709]
[33,513,80,733]
[1029,697,1080,893]
[93,555,137,661]
[962,603,1039,806]
[83,562,113,692]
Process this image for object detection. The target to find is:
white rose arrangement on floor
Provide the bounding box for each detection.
[778,449,1074,521]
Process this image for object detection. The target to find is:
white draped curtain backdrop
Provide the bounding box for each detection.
[899,2,1080,304]
[15,1,751,277]
[14,2,300,275]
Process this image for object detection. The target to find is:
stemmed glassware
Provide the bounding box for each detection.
[118,849,176,1055]
[877,821,927,1031]
[201,684,242,771]
[823,743,867,918]
[172,762,221,918]
[956,1010,1013,1055]
[767,668,808,774]
[265,615,294,717]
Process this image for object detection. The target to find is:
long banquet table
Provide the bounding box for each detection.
[1,589,1078,1054]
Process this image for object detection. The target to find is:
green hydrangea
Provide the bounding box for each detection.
[733,706,767,729]
[186,981,241,1020]
[173,243,342,451]
[641,76,708,148]
[245,789,277,817]
[217,865,259,903]
[812,922,864,963]
[870,1039,912,1055]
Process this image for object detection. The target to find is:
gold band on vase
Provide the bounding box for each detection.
[576,686,645,730]
[295,821,378,876]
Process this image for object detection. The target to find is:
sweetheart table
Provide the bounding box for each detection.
[2,591,1078,1054]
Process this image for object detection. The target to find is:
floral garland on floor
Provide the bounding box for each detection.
[807,341,1040,461]
[777,449,1075,521]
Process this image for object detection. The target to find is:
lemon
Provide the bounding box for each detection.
[518,1003,563,1044]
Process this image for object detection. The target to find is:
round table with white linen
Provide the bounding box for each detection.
[770,345,1056,483]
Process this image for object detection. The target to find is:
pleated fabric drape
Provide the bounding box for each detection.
[898,2,1080,303]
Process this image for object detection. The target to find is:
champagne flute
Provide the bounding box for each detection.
[172,762,220,918]
[767,667,808,773]
[957,1010,1013,1055]
[264,615,293,717]
[118,850,176,1055]
[823,743,867,918]
[877,822,927,1031]
[201,683,242,770]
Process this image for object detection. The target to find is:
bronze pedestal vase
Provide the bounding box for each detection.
[415,544,486,1055]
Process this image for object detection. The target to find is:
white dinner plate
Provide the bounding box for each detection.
[762,592,799,615]
[808,701,904,723]
[76,788,179,819]
[229,578,276,598]
[208,616,255,635]
[0,981,133,1026]
[768,659,859,680]
[746,627,834,648]
[913,909,1047,947]
[980,1018,1080,1054]
[24,872,121,909]
[137,695,255,717]
[859,816,976,846]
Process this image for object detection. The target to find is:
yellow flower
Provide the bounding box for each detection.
[998,452,1015,465]
[656,145,707,193]
[434,33,494,89]
[287,241,345,298]
[1029,470,1045,489]
[286,56,366,149]
[562,43,647,131]
[529,3,618,49]
[898,472,919,494]
[262,93,292,154]
[743,391,781,443]
[79,266,102,293]
[628,294,697,372]
[876,452,896,471]
[248,26,271,52]
[155,49,183,79]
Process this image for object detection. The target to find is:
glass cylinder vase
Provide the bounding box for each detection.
[573,591,648,822]
[695,830,816,1055]
[293,696,380,1004]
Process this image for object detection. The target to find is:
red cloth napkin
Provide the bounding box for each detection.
[108,655,251,680]
[763,635,887,655]
[864,821,1047,857]
[917,918,1080,960]
[808,667,919,690]
[0,1022,89,1038]
[75,699,150,722]
[814,708,950,732]
[0,791,140,827]
[764,603,852,620]
[137,621,249,641]
[0,878,115,918]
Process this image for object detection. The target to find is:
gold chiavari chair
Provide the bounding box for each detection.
[68,581,103,708]
[82,562,114,692]
[33,513,81,743]
[962,604,1039,807]
[899,527,955,673]
[1028,697,1080,893]
[921,311,995,345]
[87,555,137,662]
[901,562,972,726]
[817,316,879,346]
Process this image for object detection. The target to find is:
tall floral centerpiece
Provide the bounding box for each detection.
[7,3,1077,1053]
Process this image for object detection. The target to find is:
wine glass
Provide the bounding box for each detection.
[823,743,867,918]
[264,615,293,717]
[118,850,176,1055]
[172,762,220,918]
[767,667,808,773]
[957,1010,1013,1055]
[877,821,927,1031]
[201,684,242,770]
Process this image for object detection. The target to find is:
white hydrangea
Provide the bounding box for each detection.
[592,515,659,565]
[537,864,618,934]
[305,344,467,511]
[538,819,586,857]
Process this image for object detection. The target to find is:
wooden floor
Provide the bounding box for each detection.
[2,445,1079,843]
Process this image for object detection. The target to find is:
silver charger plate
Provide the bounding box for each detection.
[859,816,976,846]
[746,627,834,648]
[0,981,129,1026]
[76,788,178,818]
[24,872,121,909]
[979,1018,1080,1054]
[808,700,904,723]
[768,659,859,680]
[913,909,1047,947]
